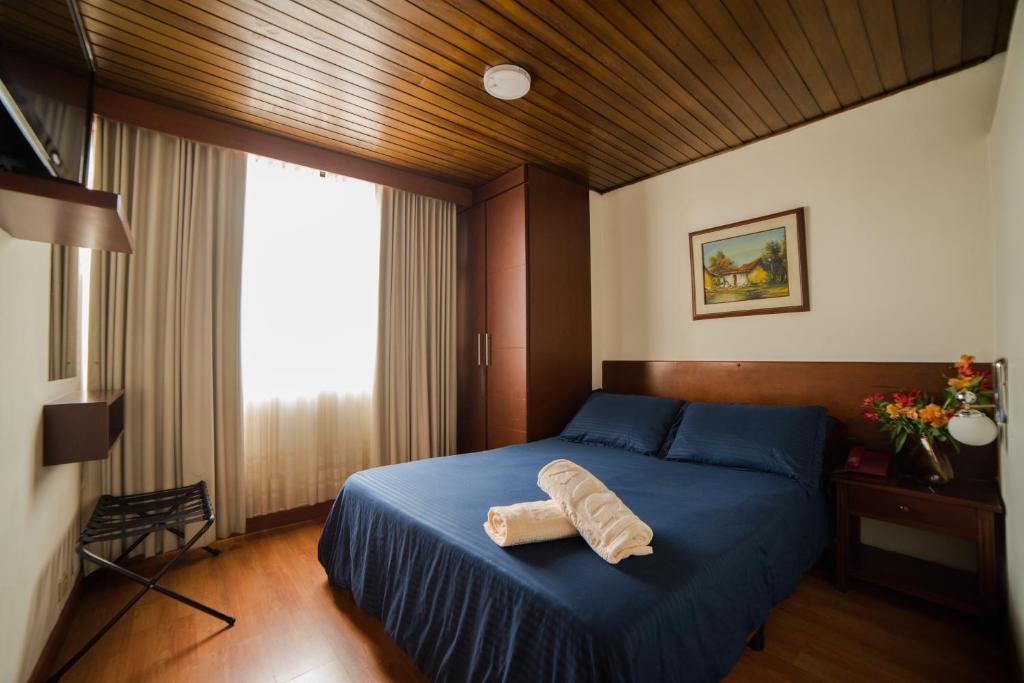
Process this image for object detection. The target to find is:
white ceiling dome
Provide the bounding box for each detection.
[483,65,531,100]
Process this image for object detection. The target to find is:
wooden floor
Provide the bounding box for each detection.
[50,520,1009,682]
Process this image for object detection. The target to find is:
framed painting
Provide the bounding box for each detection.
[688,207,808,320]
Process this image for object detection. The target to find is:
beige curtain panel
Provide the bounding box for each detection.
[375,187,457,464]
[83,117,247,558]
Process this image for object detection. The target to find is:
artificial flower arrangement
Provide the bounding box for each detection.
[861,355,992,453]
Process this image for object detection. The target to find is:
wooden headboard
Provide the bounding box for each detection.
[602,360,997,481]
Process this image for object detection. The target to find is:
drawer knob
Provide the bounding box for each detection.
[897,504,911,513]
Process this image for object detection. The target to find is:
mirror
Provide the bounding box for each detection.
[49,244,79,380]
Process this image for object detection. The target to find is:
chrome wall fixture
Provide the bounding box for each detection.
[994,357,1008,425]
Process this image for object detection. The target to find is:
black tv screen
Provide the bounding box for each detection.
[0,0,94,185]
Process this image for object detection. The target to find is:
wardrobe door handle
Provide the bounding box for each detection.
[476,333,482,366]
[484,333,491,366]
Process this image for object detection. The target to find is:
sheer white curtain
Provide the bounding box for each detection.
[242,156,380,516]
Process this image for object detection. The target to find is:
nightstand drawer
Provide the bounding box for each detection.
[846,486,977,537]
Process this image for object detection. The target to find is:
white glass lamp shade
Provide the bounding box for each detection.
[483,65,531,100]
[948,409,999,446]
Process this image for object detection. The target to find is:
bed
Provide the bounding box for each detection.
[318,437,830,682]
[318,358,993,682]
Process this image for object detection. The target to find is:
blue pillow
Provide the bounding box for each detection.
[560,391,686,456]
[664,402,830,491]
[657,407,686,459]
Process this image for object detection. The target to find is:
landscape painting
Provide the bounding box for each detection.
[701,227,789,304]
[688,208,809,320]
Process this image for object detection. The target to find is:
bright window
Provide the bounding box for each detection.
[241,156,380,403]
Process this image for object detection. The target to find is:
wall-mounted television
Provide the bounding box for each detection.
[0,0,95,185]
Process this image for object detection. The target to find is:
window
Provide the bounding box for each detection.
[240,156,380,403]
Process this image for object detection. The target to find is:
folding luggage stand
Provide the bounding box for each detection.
[48,481,235,682]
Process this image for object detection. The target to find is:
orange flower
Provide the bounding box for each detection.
[901,406,919,420]
[885,404,903,419]
[954,354,975,371]
[948,376,974,390]
[918,403,949,428]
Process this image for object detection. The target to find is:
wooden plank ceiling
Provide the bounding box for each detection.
[5,0,1018,192]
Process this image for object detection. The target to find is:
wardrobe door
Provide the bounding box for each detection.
[485,185,527,448]
[456,204,487,453]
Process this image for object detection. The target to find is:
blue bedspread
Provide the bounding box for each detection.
[318,439,830,682]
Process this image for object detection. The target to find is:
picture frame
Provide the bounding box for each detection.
[688,207,809,320]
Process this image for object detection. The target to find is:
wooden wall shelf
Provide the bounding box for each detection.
[0,171,133,253]
[44,390,125,466]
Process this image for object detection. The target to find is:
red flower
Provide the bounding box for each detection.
[979,370,993,391]
[863,410,879,421]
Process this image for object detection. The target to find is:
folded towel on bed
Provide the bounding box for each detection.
[537,459,654,564]
[484,500,578,547]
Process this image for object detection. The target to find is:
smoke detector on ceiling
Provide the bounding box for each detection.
[483,65,531,100]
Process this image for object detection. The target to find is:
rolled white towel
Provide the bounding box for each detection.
[483,499,579,547]
[537,459,654,564]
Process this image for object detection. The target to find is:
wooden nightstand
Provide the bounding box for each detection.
[833,471,1004,618]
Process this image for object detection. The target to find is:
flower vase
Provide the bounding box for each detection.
[909,435,955,485]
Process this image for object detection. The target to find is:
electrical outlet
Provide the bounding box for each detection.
[57,574,69,602]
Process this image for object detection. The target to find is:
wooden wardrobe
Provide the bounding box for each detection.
[457,165,591,453]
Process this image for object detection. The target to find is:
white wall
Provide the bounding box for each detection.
[591,58,1003,377]
[990,0,1024,665]
[590,58,1006,571]
[0,232,82,682]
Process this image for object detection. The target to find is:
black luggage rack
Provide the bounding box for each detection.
[48,481,235,681]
